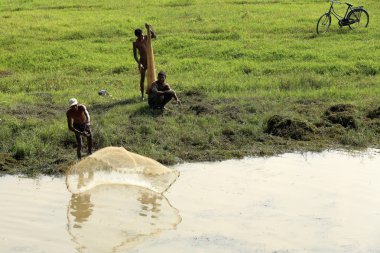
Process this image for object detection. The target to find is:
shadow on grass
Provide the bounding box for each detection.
[130,105,165,118]
[90,98,166,118]
[36,4,101,10]
[90,98,137,113]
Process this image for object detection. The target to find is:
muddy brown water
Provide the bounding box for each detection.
[1,150,380,253]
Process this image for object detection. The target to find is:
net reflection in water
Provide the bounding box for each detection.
[67,184,181,253]
[66,147,180,194]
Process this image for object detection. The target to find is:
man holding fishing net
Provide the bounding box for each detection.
[66,98,93,159]
[133,23,156,100]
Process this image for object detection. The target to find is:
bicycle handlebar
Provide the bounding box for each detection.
[329,0,341,4]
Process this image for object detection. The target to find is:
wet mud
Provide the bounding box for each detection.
[324,104,357,129]
[265,115,316,140]
[367,106,380,119]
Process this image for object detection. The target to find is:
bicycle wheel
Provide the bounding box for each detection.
[316,13,331,34]
[347,9,369,30]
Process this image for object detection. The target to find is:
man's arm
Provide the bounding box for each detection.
[172,90,181,104]
[82,106,91,136]
[163,84,170,91]
[166,84,181,104]
[145,23,156,39]
[82,105,90,125]
[133,42,144,71]
[150,83,161,95]
[150,29,157,39]
[133,42,139,64]
[67,113,79,134]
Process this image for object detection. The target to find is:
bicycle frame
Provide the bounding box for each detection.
[326,1,353,21]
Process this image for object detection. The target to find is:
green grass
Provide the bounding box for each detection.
[0,0,380,175]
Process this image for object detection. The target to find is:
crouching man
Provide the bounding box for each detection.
[66,98,93,159]
[148,71,181,109]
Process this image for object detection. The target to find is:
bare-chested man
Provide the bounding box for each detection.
[133,23,156,100]
[66,98,92,159]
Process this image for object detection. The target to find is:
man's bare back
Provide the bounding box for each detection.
[133,37,148,69]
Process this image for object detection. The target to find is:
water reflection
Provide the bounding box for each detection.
[138,192,162,219]
[70,194,93,226]
[67,185,181,253]
[77,171,94,189]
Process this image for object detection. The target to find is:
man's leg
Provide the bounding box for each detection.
[87,134,93,156]
[75,133,82,159]
[148,97,155,108]
[85,125,92,156]
[140,69,146,100]
[151,95,166,109]
[87,136,92,156]
[161,91,175,108]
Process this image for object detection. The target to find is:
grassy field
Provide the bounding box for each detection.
[0,0,379,175]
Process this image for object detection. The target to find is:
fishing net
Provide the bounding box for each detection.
[66,147,180,194]
[146,24,156,93]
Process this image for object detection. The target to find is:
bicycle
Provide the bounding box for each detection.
[316,0,369,34]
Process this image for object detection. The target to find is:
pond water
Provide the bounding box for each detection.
[1,150,380,253]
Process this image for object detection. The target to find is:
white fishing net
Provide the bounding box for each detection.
[66,147,180,194]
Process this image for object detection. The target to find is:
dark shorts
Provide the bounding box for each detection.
[73,123,87,132]
[73,123,91,145]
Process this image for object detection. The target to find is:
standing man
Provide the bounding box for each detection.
[148,71,181,110]
[133,23,156,100]
[66,98,92,159]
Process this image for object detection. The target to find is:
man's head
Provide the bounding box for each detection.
[134,28,143,37]
[157,71,166,83]
[69,98,78,110]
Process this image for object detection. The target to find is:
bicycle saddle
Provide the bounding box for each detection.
[345,2,353,7]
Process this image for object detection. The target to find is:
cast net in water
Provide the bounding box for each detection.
[66,147,179,194]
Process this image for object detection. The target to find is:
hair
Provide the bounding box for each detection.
[134,29,142,37]
[158,71,166,77]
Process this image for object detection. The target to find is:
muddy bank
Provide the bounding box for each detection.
[1,95,380,175]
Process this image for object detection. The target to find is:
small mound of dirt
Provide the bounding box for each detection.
[0,70,12,78]
[265,115,316,140]
[367,106,380,119]
[190,103,212,115]
[220,105,244,122]
[179,90,205,105]
[222,128,235,141]
[183,90,204,97]
[325,114,357,129]
[366,120,380,133]
[327,104,354,113]
[324,104,357,129]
